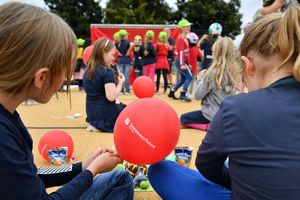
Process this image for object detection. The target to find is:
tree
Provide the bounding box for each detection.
[104,0,173,24]
[174,0,242,38]
[44,0,103,38]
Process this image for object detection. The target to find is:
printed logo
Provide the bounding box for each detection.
[124,117,156,149]
[125,117,130,126]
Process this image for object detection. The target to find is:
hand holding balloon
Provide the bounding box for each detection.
[82,147,113,170]
[86,151,123,176]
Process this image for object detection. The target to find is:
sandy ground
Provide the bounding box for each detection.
[18,87,206,200]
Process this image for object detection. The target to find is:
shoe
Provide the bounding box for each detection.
[86,124,99,132]
[186,93,194,99]
[168,90,178,100]
[163,89,167,94]
[179,91,192,102]
[125,92,130,95]
[24,99,38,106]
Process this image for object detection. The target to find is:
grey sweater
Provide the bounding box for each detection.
[195,73,236,121]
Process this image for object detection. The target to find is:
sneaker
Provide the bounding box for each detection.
[86,124,99,132]
[186,94,194,99]
[125,92,130,95]
[24,99,38,106]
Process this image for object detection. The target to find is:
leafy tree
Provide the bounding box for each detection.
[104,0,173,24]
[174,0,242,38]
[44,0,103,38]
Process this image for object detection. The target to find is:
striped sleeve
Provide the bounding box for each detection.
[38,162,82,188]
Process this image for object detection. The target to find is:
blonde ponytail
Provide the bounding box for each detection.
[278,7,300,81]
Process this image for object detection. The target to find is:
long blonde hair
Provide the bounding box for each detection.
[205,37,240,91]
[86,37,115,80]
[278,7,300,82]
[240,8,300,82]
[0,2,77,96]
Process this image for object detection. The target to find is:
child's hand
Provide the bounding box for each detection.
[118,73,125,84]
[87,152,123,176]
[82,147,113,170]
[180,65,187,70]
[144,50,149,56]
[200,34,209,40]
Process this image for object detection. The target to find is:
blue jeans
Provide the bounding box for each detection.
[80,170,134,200]
[118,64,131,93]
[173,59,192,92]
[180,110,210,124]
[148,161,230,200]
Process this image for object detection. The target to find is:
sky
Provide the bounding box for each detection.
[0,0,261,45]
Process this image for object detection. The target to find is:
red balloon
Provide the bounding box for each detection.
[133,76,155,98]
[114,98,180,164]
[38,130,74,161]
[82,45,93,64]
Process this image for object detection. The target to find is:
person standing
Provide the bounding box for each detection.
[138,30,156,81]
[164,27,175,87]
[168,19,193,101]
[115,29,131,94]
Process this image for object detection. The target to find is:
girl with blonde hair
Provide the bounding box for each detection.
[155,31,170,94]
[0,2,133,199]
[149,7,300,200]
[180,37,240,130]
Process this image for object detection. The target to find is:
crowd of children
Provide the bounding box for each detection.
[6,1,300,199]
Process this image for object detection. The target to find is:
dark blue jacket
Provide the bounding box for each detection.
[196,76,300,199]
[115,39,131,65]
[138,42,156,66]
[200,40,214,70]
[0,105,93,199]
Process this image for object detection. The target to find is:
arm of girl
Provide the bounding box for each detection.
[105,73,125,102]
[257,0,283,15]
[195,70,210,100]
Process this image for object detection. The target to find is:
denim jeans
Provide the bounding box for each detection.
[173,59,192,92]
[180,110,210,124]
[118,64,131,93]
[80,170,134,200]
